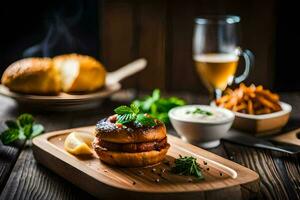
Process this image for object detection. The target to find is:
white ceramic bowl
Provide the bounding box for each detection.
[169,105,235,148]
[210,101,292,135]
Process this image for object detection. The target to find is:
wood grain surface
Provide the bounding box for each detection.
[0,98,103,200]
[101,0,277,92]
[0,97,23,192]
[102,0,137,89]
[1,92,300,200]
[0,145,95,200]
[32,127,259,199]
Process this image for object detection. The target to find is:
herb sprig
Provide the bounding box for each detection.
[186,108,213,116]
[171,155,204,179]
[133,89,186,123]
[0,114,44,145]
[114,103,156,126]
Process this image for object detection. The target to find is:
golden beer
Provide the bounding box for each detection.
[194,53,239,91]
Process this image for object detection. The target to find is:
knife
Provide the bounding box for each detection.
[221,134,300,155]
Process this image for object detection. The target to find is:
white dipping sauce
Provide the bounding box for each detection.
[170,105,232,123]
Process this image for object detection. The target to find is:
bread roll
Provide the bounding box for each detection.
[94,116,170,167]
[94,144,170,167]
[95,119,167,143]
[1,58,61,94]
[94,137,167,152]
[53,54,106,93]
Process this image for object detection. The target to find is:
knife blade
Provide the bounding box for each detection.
[221,134,300,155]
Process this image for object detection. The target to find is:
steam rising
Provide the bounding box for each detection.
[23,1,84,58]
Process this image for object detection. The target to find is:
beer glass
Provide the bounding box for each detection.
[193,15,254,99]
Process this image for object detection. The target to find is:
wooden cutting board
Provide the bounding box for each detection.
[32,126,259,200]
[273,128,300,146]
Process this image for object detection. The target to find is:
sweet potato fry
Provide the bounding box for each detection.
[236,103,247,112]
[247,100,254,114]
[215,83,282,115]
[256,96,279,111]
[215,95,230,104]
[256,90,279,103]
[256,85,263,91]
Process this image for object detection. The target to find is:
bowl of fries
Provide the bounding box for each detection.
[213,84,292,134]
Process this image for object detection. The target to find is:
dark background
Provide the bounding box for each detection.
[0,0,100,65]
[274,0,299,91]
[0,0,299,93]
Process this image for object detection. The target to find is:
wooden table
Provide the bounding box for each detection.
[0,92,300,200]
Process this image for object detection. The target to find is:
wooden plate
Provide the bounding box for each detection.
[0,59,146,111]
[0,83,121,111]
[32,126,259,200]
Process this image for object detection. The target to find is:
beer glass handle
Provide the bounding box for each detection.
[235,49,254,84]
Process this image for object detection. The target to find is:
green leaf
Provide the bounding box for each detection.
[190,108,213,116]
[116,114,136,124]
[31,124,44,138]
[152,113,169,123]
[18,130,26,140]
[23,124,33,139]
[136,114,156,126]
[168,97,186,106]
[114,106,133,115]
[142,97,156,111]
[130,103,139,114]
[17,113,34,127]
[0,129,19,144]
[150,103,158,114]
[130,89,186,124]
[152,89,160,101]
[132,100,142,109]
[156,97,186,113]
[5,120,19,129]
[1,113,45,145]
[171,156,204,179]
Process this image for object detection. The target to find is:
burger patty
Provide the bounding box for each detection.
[93,137,168,153]
[95,117,167,143]
[95,116,164,135]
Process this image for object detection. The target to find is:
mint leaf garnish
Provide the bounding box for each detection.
[5,120,18,129]
[0,113,44,145]
[171,155,204,179]
[114,105,134,115]
[130,103,140,114]
[18,114,34,127]
[187,108,213,116]
[116,113,136,124]
[31,124,44,138]
[0,129,19,145]
[133,89,186,123]
[136,114,156,126]
[113,104,157,127]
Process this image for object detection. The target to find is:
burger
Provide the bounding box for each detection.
[1,54,106,95]
[93,105,170,167]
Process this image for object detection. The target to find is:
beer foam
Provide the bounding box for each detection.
[194,53,239,63]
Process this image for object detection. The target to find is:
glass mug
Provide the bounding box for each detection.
[193,15,254,99]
